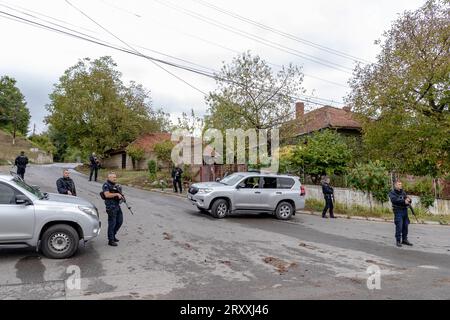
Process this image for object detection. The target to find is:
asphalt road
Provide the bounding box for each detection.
[0,164,449,300]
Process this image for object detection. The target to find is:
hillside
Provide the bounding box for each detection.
[0,129,53,165]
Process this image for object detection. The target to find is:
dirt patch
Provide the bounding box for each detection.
[263,257,298,274]
[163,232,173,240]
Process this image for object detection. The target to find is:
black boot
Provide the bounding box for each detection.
[396,241,402,247]
[402,240,413,246]
[108,240,118,247]
[114,237,119,242]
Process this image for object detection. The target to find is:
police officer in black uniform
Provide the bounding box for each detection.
[322,177,336,219]
[102,172,124,247]
[15,151,29,180]
[56,169,77,196]
[171,165,183,193]
[89,152,100,182]
[389,180,413,248]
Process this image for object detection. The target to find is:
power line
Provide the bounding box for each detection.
[190,0,371,64]
[153,0,354,74]
[0,8,342,107]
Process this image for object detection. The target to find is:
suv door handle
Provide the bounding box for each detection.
[276,192,283,195]
[254,191,261,194]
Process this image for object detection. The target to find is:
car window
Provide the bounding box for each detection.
[0,183,16,205]
[277,178,295,189]
[262,177,277,189]
[220,174,244,186]
[239,177,260,189]
[11,178,43,199]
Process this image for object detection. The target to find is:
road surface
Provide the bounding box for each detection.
[0,164,449,300]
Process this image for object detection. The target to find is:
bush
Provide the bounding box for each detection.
[127,145,145,169]
[147,160,157,180]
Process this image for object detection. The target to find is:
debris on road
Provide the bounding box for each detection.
[263,257,298,274]
[163,232,173,240]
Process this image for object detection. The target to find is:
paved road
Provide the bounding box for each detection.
[1,165,449,300]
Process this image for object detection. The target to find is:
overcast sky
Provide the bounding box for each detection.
[0,0,425,134]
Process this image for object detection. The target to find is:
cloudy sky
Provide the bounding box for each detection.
[0,0,425,134]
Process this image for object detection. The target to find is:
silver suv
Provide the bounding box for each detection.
[0,174,101,259]
[187,172,306,220]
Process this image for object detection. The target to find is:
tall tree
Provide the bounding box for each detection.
[0,76,31,141]
[347,0,450,177]
[205,52,305,132]
[46,56,169,156]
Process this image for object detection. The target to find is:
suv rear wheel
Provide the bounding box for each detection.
[275,202,294,220]
[41,224,79,259]
[211,199,229,219]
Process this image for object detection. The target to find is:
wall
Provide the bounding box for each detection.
[304,185,450,216]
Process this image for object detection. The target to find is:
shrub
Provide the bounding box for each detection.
[147,160,157,180]
[127,145,145,169]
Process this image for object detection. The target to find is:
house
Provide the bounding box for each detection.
[102,133,171,170]
[283,102,362,142]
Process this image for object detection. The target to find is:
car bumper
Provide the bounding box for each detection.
[187,193,212,209]
[84,220,101,241]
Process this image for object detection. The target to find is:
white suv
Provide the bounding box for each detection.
[187,172,306,220]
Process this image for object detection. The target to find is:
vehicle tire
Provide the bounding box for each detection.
[211,199,229,219]
[275,202,294,220]
[41,224,79,259]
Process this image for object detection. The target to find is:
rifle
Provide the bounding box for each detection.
[99,185,135,215]
[406,197,419,223]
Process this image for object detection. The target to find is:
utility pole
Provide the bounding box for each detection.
[12,102,18,145]
[32,123,36,136]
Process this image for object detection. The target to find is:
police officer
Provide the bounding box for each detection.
[15,151,29,180]
[171,165,183,193]
[102,172,124,247]
[89,152,100,182]
[389,180,413,248]
[56,169,77,196]
[322,177,336,219]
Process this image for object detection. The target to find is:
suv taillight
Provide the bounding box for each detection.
[300,186,306,196]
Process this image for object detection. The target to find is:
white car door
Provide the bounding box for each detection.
[234,177,264,210]
[0,182,35,241]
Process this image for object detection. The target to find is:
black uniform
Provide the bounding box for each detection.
[389,189,410,243]
[56,177,77,196]
[15,155,29,180]
[171,167,183,193]
[89,155,99,182]
[102,180,123,242]
[322,182,335,218]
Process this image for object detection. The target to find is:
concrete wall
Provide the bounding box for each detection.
[304,185,450,216]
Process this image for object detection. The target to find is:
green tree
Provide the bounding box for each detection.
[347,0,450,177]
[154,140,174,165]
[0,75,31,138]
[205,51,304,132]
[347,161,391,209]
[29,133,56,154]
[126,144,145,170]
[291,130,352,184]
[45,56,169,156]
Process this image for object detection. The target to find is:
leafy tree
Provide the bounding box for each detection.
[175,108,204,135]
[46,56,169,156]
[0,75,30,137]
[291,130,352,184]
[126,144,145,170]
[347,0,450,177]
[347,161,391,209]
[154,140,174,165]
[205,51,304,133]
[29,133,56,154]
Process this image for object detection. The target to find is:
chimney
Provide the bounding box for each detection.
[295,102,305,119]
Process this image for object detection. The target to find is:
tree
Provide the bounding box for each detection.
[45,56,169,156]
[0,76,31,141]
[126,144,145,170]
[205,51,305,132]
[347,161,391,209]
[154,140,174,165]
[29,133,56,154]
[347,0,450,177]
[291,130,352,184]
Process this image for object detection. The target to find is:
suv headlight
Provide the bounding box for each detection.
[198,188,213,194]
[79,206,99,218]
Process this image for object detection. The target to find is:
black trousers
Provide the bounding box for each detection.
[89,167,98,181]
[394,209,409,242]
[106,206,123,241]
[322,197,334,217]
[173,179,182,193]
[17,167,25,180]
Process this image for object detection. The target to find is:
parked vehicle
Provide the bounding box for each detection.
[0,174,101,259]
[187,172,306,220]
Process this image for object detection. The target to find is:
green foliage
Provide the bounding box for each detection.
[45,56,169,157]
[348,0,450,177]
[205,51,304,132]
[147,160,157,180]
[126,144,145,169]
[0,75,30,135]
[347,161,391,205]
[154,140,174,164]
[291,130,352,184]
[182,164,192,182]
[29,133,56,154]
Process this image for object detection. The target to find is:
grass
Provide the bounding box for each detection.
[0,129,50,164]
[305,198,450,225]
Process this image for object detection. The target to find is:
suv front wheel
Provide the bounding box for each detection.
[41,224,80,259]
[275,202,294,220]
[211,199,229,219]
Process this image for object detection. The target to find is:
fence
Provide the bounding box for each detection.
[304,185,450,216]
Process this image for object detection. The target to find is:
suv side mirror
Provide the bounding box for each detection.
[16,195,31,205]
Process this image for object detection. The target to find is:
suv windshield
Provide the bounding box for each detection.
[220,174,244,186]
[12,178,44,199]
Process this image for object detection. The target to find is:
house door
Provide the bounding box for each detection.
[121,153,126,169]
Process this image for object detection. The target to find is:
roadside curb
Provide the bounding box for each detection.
[297,210,449,226]
[149,189,187,199]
